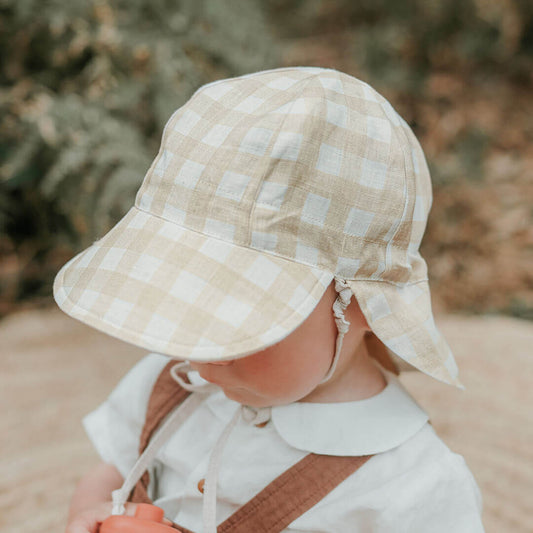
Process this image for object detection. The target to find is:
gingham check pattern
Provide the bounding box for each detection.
[54,207,332,360]
[54,67,460,386]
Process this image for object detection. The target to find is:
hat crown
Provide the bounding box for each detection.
[135,67,431,284]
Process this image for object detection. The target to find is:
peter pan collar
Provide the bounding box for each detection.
[271,371,428,456]
[189,369,428,457]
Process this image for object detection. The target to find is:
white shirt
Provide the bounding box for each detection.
[84,353,484,532]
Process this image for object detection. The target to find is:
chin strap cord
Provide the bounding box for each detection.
[320,278,352,384]
[111,388,207,515]
[201,405,270,532]
[110,361,218,516]
[113,360,271,533]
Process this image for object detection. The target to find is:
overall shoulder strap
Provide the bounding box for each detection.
[130,361,373,532]
[218,452,373,533]
[129,360,191,506]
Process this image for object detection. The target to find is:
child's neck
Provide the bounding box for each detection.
[301,350,387,404]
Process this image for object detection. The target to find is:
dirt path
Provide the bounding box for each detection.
[1,308,532,532]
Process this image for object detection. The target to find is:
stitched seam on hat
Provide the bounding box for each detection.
[134,204,426,285]
[255,181,405,235]
[246,73,322,248]
[404,128,427,249]
[135,107,184,206]
[379,101,410,275]
[136,203,334,271]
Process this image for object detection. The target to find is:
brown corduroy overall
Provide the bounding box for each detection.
[129,361,373,533]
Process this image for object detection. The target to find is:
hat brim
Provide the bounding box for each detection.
[53,206,333,361]
[348,279,462,387]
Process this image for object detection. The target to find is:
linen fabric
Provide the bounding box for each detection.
[54,66,459,385]
[83,354,484,532]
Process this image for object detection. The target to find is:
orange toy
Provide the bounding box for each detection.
[100,503,175,532]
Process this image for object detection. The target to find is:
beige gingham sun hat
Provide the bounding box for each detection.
[53,67,460,387]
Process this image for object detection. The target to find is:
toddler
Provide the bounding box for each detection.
[55,67,484,532]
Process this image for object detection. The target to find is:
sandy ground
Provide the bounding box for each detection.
[1,308,532,533]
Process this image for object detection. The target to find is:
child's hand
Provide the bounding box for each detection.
[65,462,124,532]
[65,501,126,533]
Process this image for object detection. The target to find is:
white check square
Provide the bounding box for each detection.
[234,95,265,113]
[380,100,401,125]
[77,246,99,268]
[344,208,375,237]
[361,83,379,102]
[396,284,424,305]
[239,128,274,156]
[204,219,235,241]
[202,125,232,148]
[199,239,231,263]
[366,293,392,322]
[144,313,177,343]
[130,255,163,282]
[138,193,153,210]
[175,160,205,189]
[128,211,149,230]
[423,316,440,343]
[215,296,253,328]
[301,193,330,227]
[153,149,173,177]
[243,256,282,291]
[367,116,391,143]
[271,132,303,161]
[266,77,299,90]
[274,98,307,115]
[173,110,201,135]
[215,171,251,201]
[336,257,361,278]
[288,285,310,312]
[319,77,344,94]
[316,143,342,176]
[411,148,420,174]
[256,181,288,210]
[387,334,416,361]
[359,159,387,190]
[251,231,277,252]
[202,83,233,101]
[295,243,319,265]
[77,289,100,312]
[161,204,186,225]
[157,220,185,242]
[326,101,347,128]
[103,298,134,327]
[100,248,126,271]
[170,271,207,303]
[413,195,426,222]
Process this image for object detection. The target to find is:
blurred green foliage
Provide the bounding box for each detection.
[0,0,278,311]
[0,0,531,317]
[268,0,533,85]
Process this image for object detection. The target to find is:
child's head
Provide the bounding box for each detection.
[53,67,461,398]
